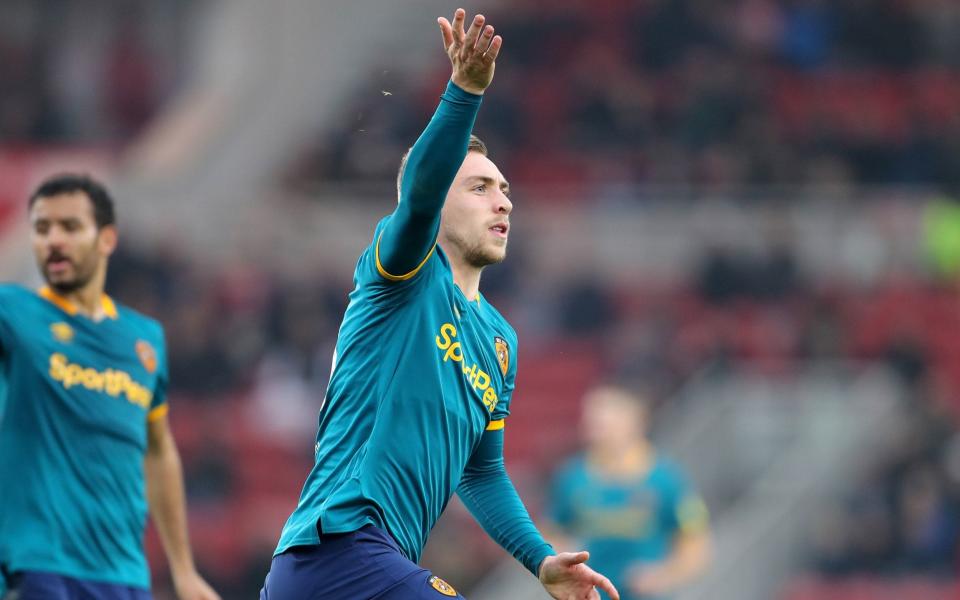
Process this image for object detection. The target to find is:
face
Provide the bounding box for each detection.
[438,151,513,268]
[30,192,116,293]
[581,387,647,450]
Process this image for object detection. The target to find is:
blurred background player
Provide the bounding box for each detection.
[261,8,619,600]
[547,385,711,600]
[0,175,219,600]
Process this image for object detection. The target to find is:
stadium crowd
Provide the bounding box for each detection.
[0,0,197,144]
[287,0,960,192]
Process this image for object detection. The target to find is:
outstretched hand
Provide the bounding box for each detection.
[438,8,502,95]
[540,551,620,600]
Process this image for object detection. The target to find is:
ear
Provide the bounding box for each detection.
[97,224,118,257]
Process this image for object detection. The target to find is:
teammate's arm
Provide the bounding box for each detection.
[375,9,501,279]
[629,491,711,596]
[457,429,620,600]
[629,529,711,596]
[145,415,221,600]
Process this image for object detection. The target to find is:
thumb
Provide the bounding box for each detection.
[557,551,590,567]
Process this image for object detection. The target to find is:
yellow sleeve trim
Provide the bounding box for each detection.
[147,404,169,422]
[375,230,436,282]
[486,419,505,431]
[677,497,709,533]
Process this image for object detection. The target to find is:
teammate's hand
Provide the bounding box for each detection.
[174,570,221,600]
[629,567,672,596]
[539,551,620,600]
[438,8,502,95]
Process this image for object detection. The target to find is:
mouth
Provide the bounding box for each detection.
[45,256,72,275]
[488,222,509,239]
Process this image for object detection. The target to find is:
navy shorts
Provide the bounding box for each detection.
[0,570,151,600]
[260,525,466,600]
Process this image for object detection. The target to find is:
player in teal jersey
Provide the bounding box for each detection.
[548,386,712,600]
[0,175,219,600]
[262,8,620,600]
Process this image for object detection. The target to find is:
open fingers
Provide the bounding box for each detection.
[462,13,486,54]
[437,17,454,51]
[452,8,466,44]
[593,575,620,600]
[580,566,619,600]
[481,32,502,63]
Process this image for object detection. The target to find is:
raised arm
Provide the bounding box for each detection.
[376,9,502,279]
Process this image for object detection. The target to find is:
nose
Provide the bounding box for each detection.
[43,225,68,250]
[495,190,512,215]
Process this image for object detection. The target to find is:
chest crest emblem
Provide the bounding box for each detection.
[50,322,74,343]
[135,340,158,374]
[494,336,509,377]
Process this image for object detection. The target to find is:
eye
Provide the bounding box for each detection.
[473,184,486,193]
[34,222,49,234]
[63,221,80,233]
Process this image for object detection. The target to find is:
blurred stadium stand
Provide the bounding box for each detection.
[2,0,960,599]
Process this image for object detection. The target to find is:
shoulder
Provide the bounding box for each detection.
[115,303,165,343]
[651,455,691,489]
[0,283,34,301]
[480,299,517,341]
[0,284,37,319]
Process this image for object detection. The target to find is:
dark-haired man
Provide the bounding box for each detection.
[0,175,219,600]
[261,9,619,600]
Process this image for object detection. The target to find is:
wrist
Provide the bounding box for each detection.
[449,76,485,96]
[170,560,197,581]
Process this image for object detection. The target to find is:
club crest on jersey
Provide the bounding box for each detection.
[429,576,458,597]
[50,322,74,343]
[494,336,509,376]
[135,340,157,373]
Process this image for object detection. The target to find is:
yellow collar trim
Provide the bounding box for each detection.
[38,286,118,320]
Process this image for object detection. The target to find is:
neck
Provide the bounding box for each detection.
[49,270,108,320]
[589,439,653,475]
[444,245,483,301]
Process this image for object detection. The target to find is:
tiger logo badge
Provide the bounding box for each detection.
[135,340,158,374]
[494,336,509,376]
[50,322,74,343]
[429,576,458,597]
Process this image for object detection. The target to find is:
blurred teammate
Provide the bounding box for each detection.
[0,175,219,600]
[261,9,619,600]
[548,386,711,600]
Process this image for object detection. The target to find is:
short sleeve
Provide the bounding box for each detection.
[663,465,709,535]
[147,326,169,422]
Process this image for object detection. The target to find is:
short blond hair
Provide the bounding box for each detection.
[396,134,488,198]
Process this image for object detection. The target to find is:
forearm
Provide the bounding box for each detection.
[145,435,197,579]
[639,533,711,592]
[457,431,554,576]
[378,81,482,274]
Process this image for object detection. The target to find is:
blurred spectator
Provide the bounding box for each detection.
[546,385,711,600]
[287,0,960,192]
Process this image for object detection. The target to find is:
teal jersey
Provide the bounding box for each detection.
[549,455,709,600]
[0,284,168,589]
[276,216,518,563]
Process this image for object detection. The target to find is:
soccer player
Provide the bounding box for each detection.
[548,386,712,600]
[0,175,219,600]
[260,8,620,600]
